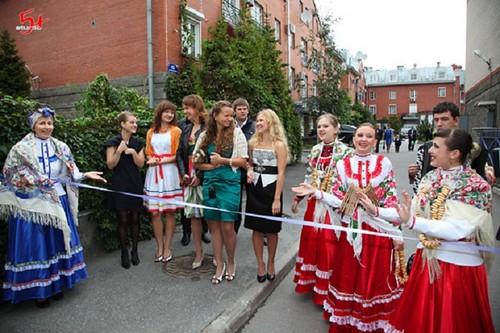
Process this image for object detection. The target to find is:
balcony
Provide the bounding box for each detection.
[222,0,240,27]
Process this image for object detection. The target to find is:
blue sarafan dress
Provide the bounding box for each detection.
[0,133,88,304]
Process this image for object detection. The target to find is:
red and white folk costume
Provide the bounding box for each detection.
[317,154,404,332]
[385,166,495,333]
[293,141,351,305]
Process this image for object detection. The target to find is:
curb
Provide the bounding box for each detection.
[201,243,298,333]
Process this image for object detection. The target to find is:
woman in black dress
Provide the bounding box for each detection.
[105,111,145,268]
[245,109,289,282]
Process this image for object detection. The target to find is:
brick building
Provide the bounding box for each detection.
[0,0,326,116]
[364,63,464,125]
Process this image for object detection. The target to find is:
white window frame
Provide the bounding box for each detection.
[274,18,281,42]
[252,3,263,25]
[410,89,417,99]
[182,7,205,58]
[410,73,417,80]
[369,105,376,115]
[370,91,376,100]
[388,104,397,114]
[438,87,446,98]
[389,91,397,100]
[312,80,317,96]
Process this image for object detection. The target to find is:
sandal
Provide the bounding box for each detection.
[225,263,236,282]
[154,255,163,263]
[211,262,226,285]
[162,251,172,263]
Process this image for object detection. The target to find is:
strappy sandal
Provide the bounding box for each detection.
[225,263,236,282]
[211,262,226,285]
[154,255,163,263]
[162,251,172,263]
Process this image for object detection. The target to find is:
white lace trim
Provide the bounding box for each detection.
[3,263,86,291]
[323,301,391,332]
[327,285,403,308]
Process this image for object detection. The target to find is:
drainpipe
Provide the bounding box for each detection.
[287,0,291,84]
[147,0,154,108]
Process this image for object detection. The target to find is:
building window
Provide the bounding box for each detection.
[389,74,396,81]
[438,87,446,97]
[311,49,319,72]
[410,73,417,80]
[409,103,418,115]
[369,105,376,115]
[370,91,376,100]
[409,89,417,100]
[252,2,263,25]
[389,91,397,99]
[301,75,308,99]
[438,71,445,79]
[388,104,397,114]
[312,80,317,96]
[300,38,308,66]
[182,7,205,58]
[274,19,281,42]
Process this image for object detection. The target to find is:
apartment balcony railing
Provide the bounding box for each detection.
[222,0,240,27]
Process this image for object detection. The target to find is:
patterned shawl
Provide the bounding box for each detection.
[0,133,80,252]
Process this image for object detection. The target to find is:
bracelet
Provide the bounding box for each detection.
[229,158,233,167]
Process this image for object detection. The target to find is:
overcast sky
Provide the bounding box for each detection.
[314,0,466,70]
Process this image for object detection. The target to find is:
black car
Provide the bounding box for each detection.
[339,124,356,146]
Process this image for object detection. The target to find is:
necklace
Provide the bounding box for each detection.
[311,143,336,191]
[416,166,462,249]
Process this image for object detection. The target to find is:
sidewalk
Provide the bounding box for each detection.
[0,155,309,333]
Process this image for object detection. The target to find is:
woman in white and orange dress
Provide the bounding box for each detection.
[373,128,494,333]
[293,123,405,332]
[144,101,183,263]
[291,114,351,305]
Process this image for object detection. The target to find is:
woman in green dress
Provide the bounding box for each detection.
[194,101,248,284]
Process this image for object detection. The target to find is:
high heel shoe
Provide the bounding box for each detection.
[211,262,226,284]
[154,254,163,263]
[192,251,204,270]
[162,251,172,263]
[266,273,275,281]
[131,249,140,266]
[257,275,266,283]
[121,251,131,269]
[225,263,236,282]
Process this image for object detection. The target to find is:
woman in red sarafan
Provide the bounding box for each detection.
[294,123,406,332]
[377,128,495,333]
[291,114,351,306]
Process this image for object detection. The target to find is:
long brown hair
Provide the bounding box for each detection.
[198,100,235,155]
[152,100,177,132]
[182,94,207,124]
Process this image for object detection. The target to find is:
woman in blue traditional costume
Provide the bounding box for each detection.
[0,106,106,308]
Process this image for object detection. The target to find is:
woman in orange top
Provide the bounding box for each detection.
[144,101,183,263]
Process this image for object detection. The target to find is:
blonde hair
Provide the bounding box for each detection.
[117,111,135,129]
[249,109,290,162]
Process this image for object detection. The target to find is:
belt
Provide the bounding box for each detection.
[254,165,278,175]
[154,154,173,183]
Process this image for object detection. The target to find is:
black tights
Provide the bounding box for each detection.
[117,211,140,253]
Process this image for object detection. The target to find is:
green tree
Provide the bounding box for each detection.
[0,30,31,98]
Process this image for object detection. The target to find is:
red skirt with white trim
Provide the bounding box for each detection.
[294,198,339,306]
[385,249,494,333]
[322,223,403,332]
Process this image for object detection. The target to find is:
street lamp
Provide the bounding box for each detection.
[473,49,496,126]
[473,49,492,71]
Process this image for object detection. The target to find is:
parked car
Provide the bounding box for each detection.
[339,124,356,146]
[400,126,412,139]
